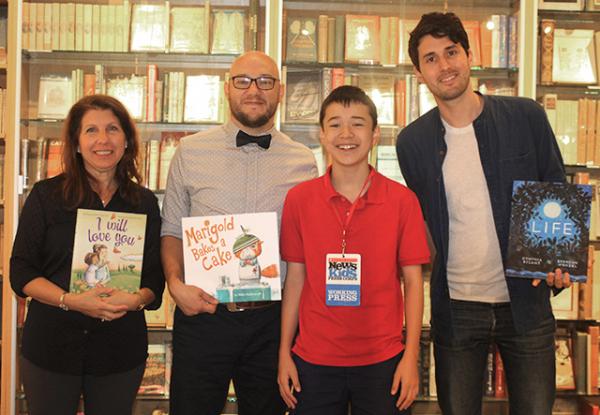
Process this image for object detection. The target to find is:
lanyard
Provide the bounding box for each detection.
[330,169,374,256]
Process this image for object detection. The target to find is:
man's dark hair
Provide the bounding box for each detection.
[319,85,378,130]
[408,12,470,70]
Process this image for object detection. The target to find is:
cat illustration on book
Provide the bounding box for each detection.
[232,226,278,285]
[82,243,111,288]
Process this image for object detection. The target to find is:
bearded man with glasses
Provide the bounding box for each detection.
[161,51,317,415]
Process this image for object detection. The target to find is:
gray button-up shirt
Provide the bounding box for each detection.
[161,121,318,245]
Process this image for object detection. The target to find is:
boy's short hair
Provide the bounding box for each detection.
[319,85,378,130]
[408,12,469,71]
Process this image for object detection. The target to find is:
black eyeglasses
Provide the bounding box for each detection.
[231,75,279,90]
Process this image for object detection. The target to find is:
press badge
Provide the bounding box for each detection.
[325,253,361,306]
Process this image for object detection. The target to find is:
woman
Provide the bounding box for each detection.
[10,95,165,415]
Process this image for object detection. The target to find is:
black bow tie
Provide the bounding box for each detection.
[236,130,272,150]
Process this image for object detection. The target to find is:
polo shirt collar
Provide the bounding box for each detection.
[322,165,387,205]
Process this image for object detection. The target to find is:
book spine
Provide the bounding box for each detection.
[43,3,52,51]
[155,80,163,123]
[389,17,399,65]
[22,2,30,51]
[578,98,588,165]
[146,64,158,122]
[248,0,259,51]
[317,15,328,64]
[587,326,599,393]
[91,4,100,52]
[379,17,390,66]
[74,3,83,51]
[321,68,332,102]
[494,349,506,398]
[51,2,60,51]
[539,19,555,85]
[331,67,345,90]
[586,100,597,165]
[82,4,92,52]
[94,64,105,94]
[574,331,588,394]
[480,18,492,68]
[327,17,335,64]
[147,140,160,191]
[334,15,345,64]
[508,14,518,69]
[497,15,508,68]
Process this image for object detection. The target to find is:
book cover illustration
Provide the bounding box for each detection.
[506,180,591,282]
[182,212,281,303]
[70,209,147,293]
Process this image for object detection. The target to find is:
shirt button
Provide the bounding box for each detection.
[439,150,445,156]
[346,211,350,216]
[83,330,89,335]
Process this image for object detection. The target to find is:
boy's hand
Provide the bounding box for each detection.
[277,353,301,409]
[532,267,572,289]
[391,354,419,410]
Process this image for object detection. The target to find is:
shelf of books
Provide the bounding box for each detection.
[2,0,599,414]
[280,0,520,179]
[5,1,268,414]
[536,3,600,413]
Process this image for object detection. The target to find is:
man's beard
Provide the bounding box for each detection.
[229,97,278,129]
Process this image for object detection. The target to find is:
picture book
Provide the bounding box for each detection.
[506,180,591,282]
[182,212,281,303]
[70,209,147,293]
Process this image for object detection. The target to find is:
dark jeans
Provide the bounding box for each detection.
[21,357,144,415]
[433,300,556,415]
[291,353,411,415]
[170,303,286,415]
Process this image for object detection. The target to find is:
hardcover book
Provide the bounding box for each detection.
[69,209,147,293]
[506,181,591,282]
[130,3,169,52]
[169,5,209,53]
[285,16,317,62]
[182,212,281,303]
[38,75,73,119]
[344,15,380,64]
[552,28,597,84]
[284,69,321,123]
[210,9,245,55]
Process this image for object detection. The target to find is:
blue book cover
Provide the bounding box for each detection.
[506,180,591,282]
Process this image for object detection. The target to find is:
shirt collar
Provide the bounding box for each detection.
[322,165,387,205]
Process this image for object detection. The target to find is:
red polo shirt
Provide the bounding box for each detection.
[280,167,430,366]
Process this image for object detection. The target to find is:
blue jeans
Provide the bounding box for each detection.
[291,353,411,415]
[433,300,556,415]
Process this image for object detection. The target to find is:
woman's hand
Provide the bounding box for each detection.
[102,289,142,311]
[64,286,128,321]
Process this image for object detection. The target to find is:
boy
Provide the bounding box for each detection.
[278,85,430,414]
